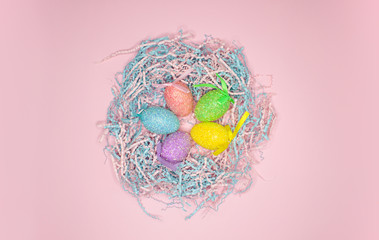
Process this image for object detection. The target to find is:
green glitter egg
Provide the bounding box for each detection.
[195,90,233,121]
[194,73,235,122]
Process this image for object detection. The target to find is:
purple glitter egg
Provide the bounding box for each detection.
[156,131,191,171]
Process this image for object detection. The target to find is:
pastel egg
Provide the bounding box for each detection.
[193,73,234,121]
[156,131,191,171]
[190,111,250,156]
[190,122,230,151]
[164,81,194,117]
[139,106,179,134]
[194,90,232,121]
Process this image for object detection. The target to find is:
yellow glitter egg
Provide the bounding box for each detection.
[190,111,250,156]
[190,122,231,151]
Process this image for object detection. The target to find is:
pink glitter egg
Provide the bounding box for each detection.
[164,81,194,117]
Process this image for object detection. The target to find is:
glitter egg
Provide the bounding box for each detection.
[156,131,191,171]
[164,81,194,117]
[139,106,180,134]
[190,122,230,152]
[190,111,250,155]
[194,73,234,121]
[194,90,233,121]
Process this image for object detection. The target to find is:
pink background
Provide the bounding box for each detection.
[1,0,377,239]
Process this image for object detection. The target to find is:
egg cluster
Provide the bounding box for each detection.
[139,71,249,171]
[101,32,275,220]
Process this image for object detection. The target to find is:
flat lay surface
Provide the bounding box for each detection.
[1,0,377,239]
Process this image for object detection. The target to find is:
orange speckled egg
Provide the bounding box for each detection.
[164,81,194,117]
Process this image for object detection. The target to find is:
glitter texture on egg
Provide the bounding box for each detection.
[194,73,234,121]
[194,90,231,121]
[139,106,180,134]
[156,131,191,171]
[191,111,250,156]
[190,122,229,151]
[164,81,193,117]
[100,31,276,220]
